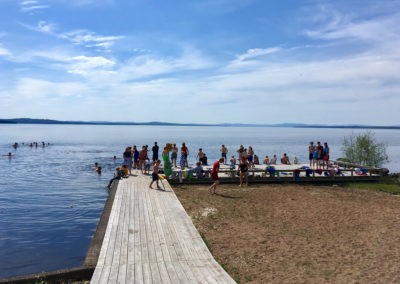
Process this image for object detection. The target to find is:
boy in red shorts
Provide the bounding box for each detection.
[208,158,224,195]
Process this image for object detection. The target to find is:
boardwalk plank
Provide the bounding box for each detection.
[91,173,234,283]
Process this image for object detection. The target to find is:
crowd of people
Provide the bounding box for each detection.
[3,141,52,158]
[105,141,332,192]
[12,141,51,148]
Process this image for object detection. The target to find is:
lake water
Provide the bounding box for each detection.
[1,124,399,279]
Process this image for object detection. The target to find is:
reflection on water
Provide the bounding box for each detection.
[0,124,399,278]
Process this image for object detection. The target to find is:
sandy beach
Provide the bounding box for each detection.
[174,183,400,283]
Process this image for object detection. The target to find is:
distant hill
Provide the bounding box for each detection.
[0,118,399,129]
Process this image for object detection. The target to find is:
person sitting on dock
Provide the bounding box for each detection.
[263,156,270,165]
[254,154,260,165]
[121,165,129,177]
[107,167,123,189]
[149,160,162,189]
[270,154,277,164]
[193,162,205,179]
[208,158,224,195]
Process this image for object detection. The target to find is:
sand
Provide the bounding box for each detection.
[174,183,400,283]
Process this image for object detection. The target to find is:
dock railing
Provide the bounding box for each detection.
[167,162,384,185]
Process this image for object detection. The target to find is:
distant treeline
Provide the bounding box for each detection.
[0,118,399,129]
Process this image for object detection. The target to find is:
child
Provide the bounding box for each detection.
[149,160,162,189]
[193,161,204,179]
[208,158,224,195]
[121,165,129,177]
[229,156,236,170]
[107,167,123,189]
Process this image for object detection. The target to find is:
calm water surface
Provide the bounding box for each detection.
[0,124,399,278]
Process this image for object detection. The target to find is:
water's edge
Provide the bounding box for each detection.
[0,181,119,283]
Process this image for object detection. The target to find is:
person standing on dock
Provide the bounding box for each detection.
[197,148,205,163]
[133,145,139,169]
[139,146,147,174]
[152,142,159,162]
[239,157,249,187]
[316,141,323,169]
[181,142,189,167]
[123,146,133,175]
[220,145,228,164]
[208,158,224,195]
[323,142,330,169]
[308,142,315,167]
[171,143,178,167]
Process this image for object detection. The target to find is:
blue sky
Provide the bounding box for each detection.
[0,0,399,125]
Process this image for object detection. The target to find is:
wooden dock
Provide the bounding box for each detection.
[90,171,235,284]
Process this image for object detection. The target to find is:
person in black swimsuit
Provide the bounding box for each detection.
[239,157,248,187]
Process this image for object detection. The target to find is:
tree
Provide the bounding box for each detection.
[342,131,389,167]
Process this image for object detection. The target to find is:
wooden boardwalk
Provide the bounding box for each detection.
[90,171,235,284]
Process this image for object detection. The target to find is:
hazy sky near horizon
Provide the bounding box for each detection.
[0,0,399,125]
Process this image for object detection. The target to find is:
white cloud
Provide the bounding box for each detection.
[19,0,50,13]
[0,45,11,56]
[22,21,125,52]
[67,55,115,75]
[303,6,400,44]
[236,47,282,61]
[21,21,58,34]
[61,30,124,47]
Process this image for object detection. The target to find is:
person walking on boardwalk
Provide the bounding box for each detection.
[149,160,162,189]
[208,158,224,195]
[152,142,159,162]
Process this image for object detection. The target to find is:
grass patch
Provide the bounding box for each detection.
[346,182,400,195]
